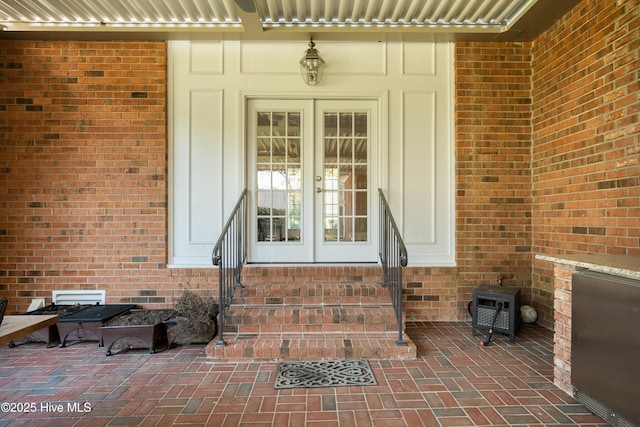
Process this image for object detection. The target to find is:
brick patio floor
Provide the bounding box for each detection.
[0,321,607,426]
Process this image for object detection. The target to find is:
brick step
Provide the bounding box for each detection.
[207,269,417,362]
[205,332,417,362]
[235,282,391,306]
[223,305,398,335]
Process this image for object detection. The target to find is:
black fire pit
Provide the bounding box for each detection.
[57,304,137,347]
[21,304,89,347]
[101,309,175,356]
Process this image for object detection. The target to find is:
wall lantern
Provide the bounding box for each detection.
[299,38,324,86]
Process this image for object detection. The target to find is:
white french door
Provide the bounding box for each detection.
[247,98,378,263]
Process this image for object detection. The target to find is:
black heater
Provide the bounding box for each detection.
[471,284,520,343]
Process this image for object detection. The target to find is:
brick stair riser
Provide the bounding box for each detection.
[222,307,406,323]
[225,306,395,322]
[238,296,391,305]
[240,266,385,285]
[207,335,417,362]
[223,311,398,334]
[236,285,392,306]
[224,323,399,334]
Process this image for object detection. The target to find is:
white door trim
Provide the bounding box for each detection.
[243,92,387,264]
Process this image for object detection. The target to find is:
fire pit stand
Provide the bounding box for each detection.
[57,304,137,347]
[101,309,175,356]
[20,304,88,347]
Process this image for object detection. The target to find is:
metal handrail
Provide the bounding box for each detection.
[212,189,247,347]
[378,189,408,347]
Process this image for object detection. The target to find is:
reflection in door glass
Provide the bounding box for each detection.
[256,111,302,242]
[323,111,368,243]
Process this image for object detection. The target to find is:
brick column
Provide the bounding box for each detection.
[552,263,575,394]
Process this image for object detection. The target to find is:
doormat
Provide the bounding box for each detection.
[274,359,376,389]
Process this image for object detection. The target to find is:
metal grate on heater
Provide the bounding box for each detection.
[477,307,510,330]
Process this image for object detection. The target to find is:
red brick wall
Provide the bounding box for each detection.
[0,39,460,321]
[1,0,637,324]
[531,0,640,324]
[454,42,535,318]
[0,41,216,313]
[453,1,639,327]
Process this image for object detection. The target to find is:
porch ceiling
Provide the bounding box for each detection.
[0,0,579,41]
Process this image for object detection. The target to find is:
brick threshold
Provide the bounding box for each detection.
[205,331,417,362]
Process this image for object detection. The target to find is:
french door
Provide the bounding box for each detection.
[247,99,378,263]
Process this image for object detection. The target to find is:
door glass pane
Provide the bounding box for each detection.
[355,191,367,215]
[340,217,352,242]
[257,191,271,214]
[257,112,271,136]
[324,139,337,163]
[354,139,367,163]
[257,165,271,190]
[323,111,368,243]
[255,111,303,243]
[288,112,301,136]
[354,164,367,188]
[339,113,352,135]
[288,139,301,163]
[324,113,337,136]
[339,139,353,163]
[257,138,270,163]
[354,113,367,136]
[272,139,286,163]
[355,218,367,242]
[272,167,287,190]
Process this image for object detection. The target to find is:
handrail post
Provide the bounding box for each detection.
[378,189,408,347]
[395,257,404,346]
[235,196,246,289]
[212,189,248,348]
[215,254,225,347]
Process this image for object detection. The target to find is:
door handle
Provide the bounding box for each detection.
[315,187,326,193]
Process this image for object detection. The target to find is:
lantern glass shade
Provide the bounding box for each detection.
[299,39,324,86]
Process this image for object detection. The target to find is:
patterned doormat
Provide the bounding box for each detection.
[274,359,377,389]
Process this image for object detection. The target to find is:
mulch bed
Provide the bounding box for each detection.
[105,309,175,327]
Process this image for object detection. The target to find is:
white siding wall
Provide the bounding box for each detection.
[168,40,454,267]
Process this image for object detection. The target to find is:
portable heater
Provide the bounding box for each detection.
[471,284,520,343]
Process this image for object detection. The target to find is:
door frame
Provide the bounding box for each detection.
[241,92,388,264]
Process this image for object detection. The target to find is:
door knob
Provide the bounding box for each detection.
[315,187,326,193]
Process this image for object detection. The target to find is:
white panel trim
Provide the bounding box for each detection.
[240,41,300,74]
[188,89,224,245]
[239,41,387,76]
[402,42,436,76]
[322,41,387,76]
[168,40,455,267]
[189,41,223,75]
[402,90,436,245]
[168,41,225,266]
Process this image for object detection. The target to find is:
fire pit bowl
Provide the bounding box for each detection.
[57,304,137,347]
[101,309,175,356]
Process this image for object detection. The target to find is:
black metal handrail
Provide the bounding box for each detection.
[378,189,408,347]
[212,189,247,347]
